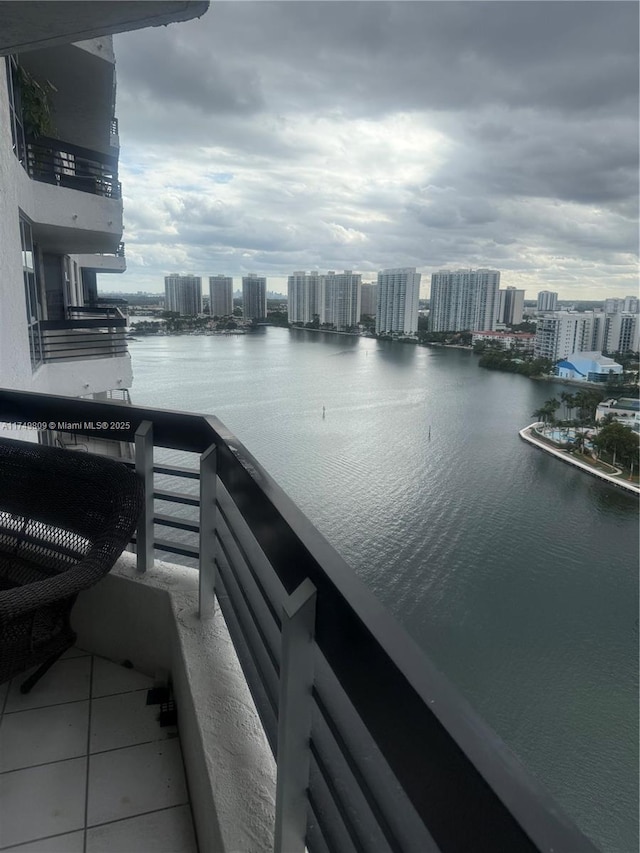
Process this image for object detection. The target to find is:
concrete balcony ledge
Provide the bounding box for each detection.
[72,552,277,853]
[16,159,123,255]
[31,354,132,398]
[71,252,126,273]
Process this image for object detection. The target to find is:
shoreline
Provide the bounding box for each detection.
[519,423,639,496]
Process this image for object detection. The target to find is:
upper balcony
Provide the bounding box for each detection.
[39,306,128,365]
[18,42,118,155]
[17,137,123,255]
[29,309,132,398]
[0,389,600,853]
[26,136,120,200]
[73,242,127,274]
[0,3,209,57]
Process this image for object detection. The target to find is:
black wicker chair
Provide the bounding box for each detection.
[0,438,143,693]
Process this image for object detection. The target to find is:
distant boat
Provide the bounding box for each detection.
[428,425,431,440]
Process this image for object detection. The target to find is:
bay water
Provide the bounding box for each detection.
[129,327,638,852]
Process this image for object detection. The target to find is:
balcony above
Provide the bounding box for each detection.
[39,307,127,364]
[17,146,122,255]
[0,2,209,57]
[27,136,120,200]
[18,43,117,153]
[73,243,127,274]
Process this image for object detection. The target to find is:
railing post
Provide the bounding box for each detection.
[134,420,154,572]
[199,443,217,618]
[274,578,317,853]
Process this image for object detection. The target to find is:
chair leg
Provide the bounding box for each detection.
[20,640,75,694]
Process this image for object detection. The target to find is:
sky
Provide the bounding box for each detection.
[104,1,639,300]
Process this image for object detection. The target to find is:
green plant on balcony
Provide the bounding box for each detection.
[17,66,56,139]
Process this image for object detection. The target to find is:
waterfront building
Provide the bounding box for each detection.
[360,282,378,318]
[596,398,640,432]
[497,287,525,326]
[541,310,640,358]
[555,352,623,383]
[535,312,597,361]
[604,312,639,353]
[209,275,233,317]
[536,291,558,313]
[288,271,324,324]
[471,331,535,353]
[376,268,421,335]
[165,274,202,316]
[323,270,361,331]
[429,268,500,332]
[242,274,267,321]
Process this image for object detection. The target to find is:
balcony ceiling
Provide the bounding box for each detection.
[0,2,209,56]
[20,44,116,154]
[33,222,121,256]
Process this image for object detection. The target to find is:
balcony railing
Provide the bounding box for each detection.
[38,307,127,363]
[26,136,121,199]
[0,388,599,853]
[94,242,125,259]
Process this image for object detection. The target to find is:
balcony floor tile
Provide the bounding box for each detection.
[86,804,197,853]
[0,757,86,848]
[4,656,91,713]
[0,649,196,853]
[0,700,89,773]
[90,690,176,754]
[91,657,154,699]
[0,830,85,853]
[87,738,188,826]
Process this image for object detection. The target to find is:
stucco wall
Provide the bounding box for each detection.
[0,62,34,391]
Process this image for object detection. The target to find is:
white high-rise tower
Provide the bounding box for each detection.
[429,269,500,332]
[376,268,421,336]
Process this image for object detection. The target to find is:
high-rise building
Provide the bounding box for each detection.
[209,275,233,317]
[288,271,324,324]
[429,269,500,332]
[605,313,639,353]
[360,283,378,318]
[604,296,639,315]
[242,274,267,321]
[536,291,558,313]
[534,312,596,361]
[165,274,202,315]
[497,287,525,326]
[323,271,361,331]
[376,268,421,336]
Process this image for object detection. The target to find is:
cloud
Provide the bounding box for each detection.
[99,2,639,300]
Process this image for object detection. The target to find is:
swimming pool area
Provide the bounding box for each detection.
[536,426,594,449]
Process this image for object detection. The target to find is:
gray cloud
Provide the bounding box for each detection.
[105,2,638,299]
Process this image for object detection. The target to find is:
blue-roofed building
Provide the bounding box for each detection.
[555,351,623,383]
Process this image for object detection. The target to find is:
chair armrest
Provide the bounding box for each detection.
[0,544,127,623]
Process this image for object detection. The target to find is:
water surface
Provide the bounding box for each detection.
[130,328,638,853]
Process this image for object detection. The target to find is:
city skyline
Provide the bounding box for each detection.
[104,2,637,299]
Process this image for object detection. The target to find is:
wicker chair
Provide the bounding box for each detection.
[0,437,143,693]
